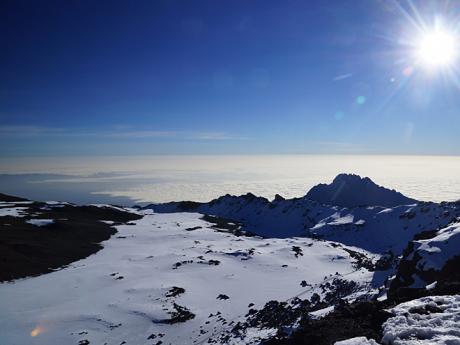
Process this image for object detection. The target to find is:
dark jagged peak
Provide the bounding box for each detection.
[212,192,269,204]
[242,192,257,201]
[305,173,418,208]
[274,194,285,202]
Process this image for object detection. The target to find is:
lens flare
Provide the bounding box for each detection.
[30,325,44,337]
[356,96,366,105]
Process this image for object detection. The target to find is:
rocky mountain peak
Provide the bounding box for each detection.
[305,174,417,207]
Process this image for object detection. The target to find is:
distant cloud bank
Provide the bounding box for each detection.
[0,125,244,141]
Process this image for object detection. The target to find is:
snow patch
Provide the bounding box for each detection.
[329,213,354,226]
[335,337,379,345]
[426,281,437,290]
[309,305,334,319]
[26,219,55,227]
[0,207,29,217]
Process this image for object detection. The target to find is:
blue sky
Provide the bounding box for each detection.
[1,0,459,156]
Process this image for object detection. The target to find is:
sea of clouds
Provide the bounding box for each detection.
[0,155,459,204]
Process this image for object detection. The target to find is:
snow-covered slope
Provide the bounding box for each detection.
[390,219,460,295]
[2,176,460,345]
[0,210,377,345]
[306,174,417,208]
[311,203,460,254]
[149,176,460,254]
[152,193,341,238]
[409,220,460,273]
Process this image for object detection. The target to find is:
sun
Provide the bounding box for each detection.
[415,29,457,68]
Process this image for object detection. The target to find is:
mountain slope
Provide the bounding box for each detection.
[310,202,460,254]
[0,192,29,202]
[149,175,459,254]
[389,218,460,299]
[2,187,460,345]
[151,193,339,237]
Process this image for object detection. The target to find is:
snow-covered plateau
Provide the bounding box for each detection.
[0,210,375,345]
[1,174,460,345]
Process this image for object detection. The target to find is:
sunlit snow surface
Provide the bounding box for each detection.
[335,296,460,345]
[382,295,460,345]
[0,205,30,217]
[335,337,379,345]
[0,210,374,345]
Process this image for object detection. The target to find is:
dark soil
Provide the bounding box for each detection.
[0,193,29,202]
[0,199,141,282]
[201,214,254,236]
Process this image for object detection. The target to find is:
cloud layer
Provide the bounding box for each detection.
[0,125,244,141]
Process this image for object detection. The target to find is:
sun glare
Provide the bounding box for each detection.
[415,29,457,68]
